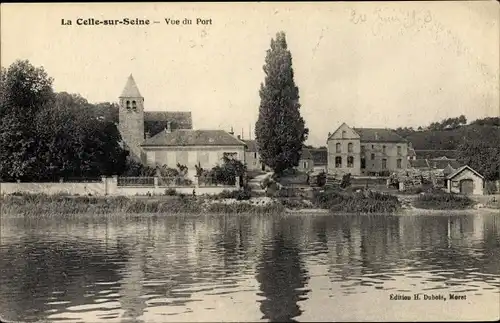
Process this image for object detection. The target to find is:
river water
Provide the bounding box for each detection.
[0,213,499,322]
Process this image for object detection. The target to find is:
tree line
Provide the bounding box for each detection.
[0,60,129,181]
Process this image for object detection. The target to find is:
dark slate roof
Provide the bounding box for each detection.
[120,74,142,98]
[414,150,458,159]
[243,140,258,152]
[144,111,193,137]
[301,148,313,160]
[353,128,407,143]
[428,159,462,170]
[310,148,328,165]
[142,129,246,147]
[409,159,430,169]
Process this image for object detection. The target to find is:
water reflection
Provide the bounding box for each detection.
[256,219,310,322]
[0,213,498,322]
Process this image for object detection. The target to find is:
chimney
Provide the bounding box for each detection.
[229,126,234,135]
[237,135,241,140]
[375,132,379,140]
[165,121,172,134]
[145,131,151,139]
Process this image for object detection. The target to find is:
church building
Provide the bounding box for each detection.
[118,74,193,162]
[118,75,246,179]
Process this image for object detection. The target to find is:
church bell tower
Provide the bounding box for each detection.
[119,74,145,162]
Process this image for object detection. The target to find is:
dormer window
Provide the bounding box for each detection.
[132,100,137,111]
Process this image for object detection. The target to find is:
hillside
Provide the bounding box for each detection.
[398,124,500,150]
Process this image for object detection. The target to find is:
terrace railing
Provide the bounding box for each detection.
[157,176,194,188]
[117,176,155,187]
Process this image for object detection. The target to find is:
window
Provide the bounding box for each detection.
[126,100,131,110]
[303,161,307,169]
[132,100,137,111]
[348,143,353,153]
[335,156,342,168]
[360,145,365,154]
[382,158,387,169]
[397,146,401,156]
[342,131,346,139]
[254,152,257,159]
[397,159,402,169]
[347,156,354,168]
[361,157,366,169]
[382,145,386,154]
[336,143,341,153]
[371,153,375,160]
[372,145,374,149]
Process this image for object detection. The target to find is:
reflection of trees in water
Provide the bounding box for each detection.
[359,216,403,275]
[0,235,130,322]
[256,220,310,322]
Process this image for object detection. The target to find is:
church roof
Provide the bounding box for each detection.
[144,111,193,135]
[142,129,246,147]
[353,128,407,143]
[120,74,143,98]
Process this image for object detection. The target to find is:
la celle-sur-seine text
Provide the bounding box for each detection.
[61,18,212,26]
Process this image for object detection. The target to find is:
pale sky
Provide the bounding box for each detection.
[2,2,499,146]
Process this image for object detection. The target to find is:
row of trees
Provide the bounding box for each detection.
[0,60,130,181]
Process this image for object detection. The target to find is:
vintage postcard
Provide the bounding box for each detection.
[1,1,499,322]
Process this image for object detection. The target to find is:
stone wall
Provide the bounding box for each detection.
[0,176,239,197]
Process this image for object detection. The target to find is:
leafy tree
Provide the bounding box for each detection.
[471,117,499,127]
[0,60,130,181]
[0,60,55,181]
[255,31,308,176]
[457,138,500,181]
[209,156,247,186]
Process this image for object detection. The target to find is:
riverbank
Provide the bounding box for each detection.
[1,190,496,217]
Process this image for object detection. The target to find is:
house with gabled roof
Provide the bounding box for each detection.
[141,128,246,179]
[118,74,192,162]
[326,122,409,176]
[446,165,485,195]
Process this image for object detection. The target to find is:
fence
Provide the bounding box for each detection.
[117,177,155,187]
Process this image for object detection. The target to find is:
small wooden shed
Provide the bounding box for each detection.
[446,165,485,195]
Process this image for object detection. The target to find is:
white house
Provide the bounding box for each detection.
[446,165,485,195]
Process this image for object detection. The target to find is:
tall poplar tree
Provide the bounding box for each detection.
[255,31,308,176]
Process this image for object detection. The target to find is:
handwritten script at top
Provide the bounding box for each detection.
[349,8,433,35]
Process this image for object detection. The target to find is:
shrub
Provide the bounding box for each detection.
[215,188,252,200]
[340,173,352,188]
[316,172,327,187]
[485,181,499,195]
[378,170,391,177]
[164,188,176,196]
[313,188,400,213]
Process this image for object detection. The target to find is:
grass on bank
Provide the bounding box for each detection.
[1,191,285,216]
[312,187,401,213]
[412,189,475,210]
